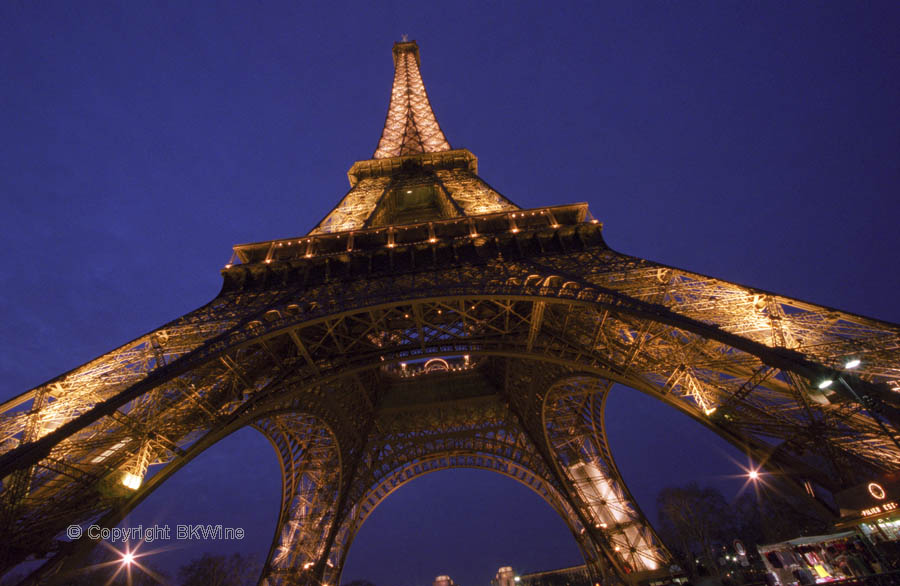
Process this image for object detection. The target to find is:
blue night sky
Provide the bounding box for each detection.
[2,2,899,585]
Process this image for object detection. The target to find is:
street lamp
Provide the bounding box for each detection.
[737,460,767,498]
[818,359,860,390]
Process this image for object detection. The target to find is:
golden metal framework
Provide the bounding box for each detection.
[2,39,900,586]
[373,41,451,160]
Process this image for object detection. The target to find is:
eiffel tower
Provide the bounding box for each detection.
[3,39,900,586]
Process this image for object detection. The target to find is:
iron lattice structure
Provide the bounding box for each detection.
[2,40,900,586]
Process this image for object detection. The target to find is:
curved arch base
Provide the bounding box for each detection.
[252,377,675,586]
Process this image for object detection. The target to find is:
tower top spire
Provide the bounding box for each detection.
[306,41,519,234]
[373,40,451,159]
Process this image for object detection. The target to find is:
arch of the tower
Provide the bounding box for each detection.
[250,359,613,585]
[4,265,900,584]
[320,453,595,586]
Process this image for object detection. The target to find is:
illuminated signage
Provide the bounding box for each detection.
[862,501,898,517]
[869,483,887,500]
[835,475,900,519]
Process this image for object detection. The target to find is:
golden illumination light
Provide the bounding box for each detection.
[76,542,169,585]
[121,472,143,490]
[732,455,772,499]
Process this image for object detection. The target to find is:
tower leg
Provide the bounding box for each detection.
[542,376,672,582]
[256,413,342,586]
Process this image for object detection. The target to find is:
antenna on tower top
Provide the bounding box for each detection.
[401,34,409,42]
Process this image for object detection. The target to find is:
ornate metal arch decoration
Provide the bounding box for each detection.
[321,453,591,586]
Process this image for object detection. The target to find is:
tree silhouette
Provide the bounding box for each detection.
[733,487,829,544]
[657,481,833,579]
[657,483,734,577]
